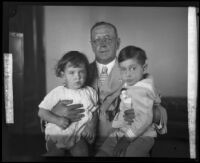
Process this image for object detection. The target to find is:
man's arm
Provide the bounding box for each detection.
[38,107,70,129]
[153,104,168,134]
[51,100,85,122]
[39,100,85,132]
[153,104,162,125]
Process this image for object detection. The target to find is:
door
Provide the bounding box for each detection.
[3,5,46,160]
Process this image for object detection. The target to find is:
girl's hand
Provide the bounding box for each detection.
[81,123,95,144]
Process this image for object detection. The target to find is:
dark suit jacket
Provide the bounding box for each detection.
[88,61,124,138]
[88,61,123,112]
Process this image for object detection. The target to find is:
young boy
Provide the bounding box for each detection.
[96,45,161,157]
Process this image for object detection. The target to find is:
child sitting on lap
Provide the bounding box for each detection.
[38,51,98,156]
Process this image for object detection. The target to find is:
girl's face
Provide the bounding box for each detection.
[61,62,87,89]
[119,58,147,86]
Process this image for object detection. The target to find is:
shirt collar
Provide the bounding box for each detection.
[96,58,116,75]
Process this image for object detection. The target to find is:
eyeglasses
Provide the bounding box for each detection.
[91,37,116,46]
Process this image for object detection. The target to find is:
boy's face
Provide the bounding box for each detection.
[61,62,87,89]
[119,58,147,86]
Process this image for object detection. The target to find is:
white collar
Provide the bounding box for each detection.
[96,58,116,75]
[124,74,155,93]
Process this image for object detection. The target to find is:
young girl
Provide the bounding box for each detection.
[38,51,98,156]
[96,45,161,157]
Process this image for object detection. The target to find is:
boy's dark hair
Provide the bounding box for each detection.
[118,45,147,65]
[90,21,118,39]
[55,51,89,78]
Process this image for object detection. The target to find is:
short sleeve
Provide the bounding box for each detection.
[38,87,61,111]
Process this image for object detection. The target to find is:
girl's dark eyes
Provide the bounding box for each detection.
[68,70,85,74]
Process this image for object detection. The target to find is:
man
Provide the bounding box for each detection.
[87,22,167,157]
[45,21,167,157]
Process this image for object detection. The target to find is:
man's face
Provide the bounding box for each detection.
[91,25,120,64]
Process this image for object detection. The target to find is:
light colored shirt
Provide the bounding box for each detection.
[112,75,161,140]
[38,85,98,149]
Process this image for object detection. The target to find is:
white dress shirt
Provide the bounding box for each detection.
[96,58,116,76]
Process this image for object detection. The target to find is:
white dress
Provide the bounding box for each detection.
[38,85,98,149]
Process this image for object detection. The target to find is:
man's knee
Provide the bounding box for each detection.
[95,136,117,157]
[125,137,154,157]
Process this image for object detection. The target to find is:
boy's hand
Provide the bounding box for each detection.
[123,109,135,124]
[113,136,131,157]
[56,116,70,129]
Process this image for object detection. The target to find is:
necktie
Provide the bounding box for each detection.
[99,66,108,86]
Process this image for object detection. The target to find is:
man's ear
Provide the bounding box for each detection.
[91,40,96,53]
[143,63,148,73]
[116,37,121,50]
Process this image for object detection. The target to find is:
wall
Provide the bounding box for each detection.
[44,6,188,97]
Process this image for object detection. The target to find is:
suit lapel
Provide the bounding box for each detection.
[88,62,98,90]
[88,61,123,108]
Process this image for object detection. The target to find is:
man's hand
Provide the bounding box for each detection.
[123,109,135,125]
[52,100,85,122]
[56,116,70,129]
[153,104,161,125]
[113,136,131,157]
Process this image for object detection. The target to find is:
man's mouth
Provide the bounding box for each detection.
[99,50,108,53]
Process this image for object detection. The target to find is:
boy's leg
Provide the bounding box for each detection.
[70,138,89,156]
[125,136,154,157]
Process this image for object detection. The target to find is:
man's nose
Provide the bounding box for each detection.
[99,40,108,47]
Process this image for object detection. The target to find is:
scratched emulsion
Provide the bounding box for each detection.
[4,53,14,124]
[188,7,197,159]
